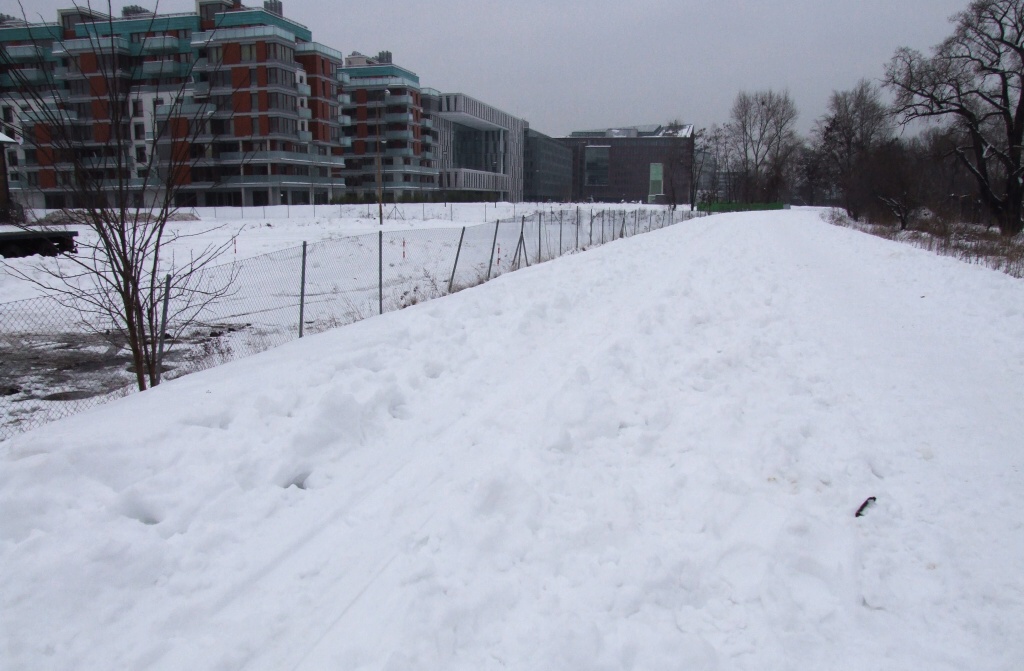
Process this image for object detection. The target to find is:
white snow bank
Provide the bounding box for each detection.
[2,209,1023,670]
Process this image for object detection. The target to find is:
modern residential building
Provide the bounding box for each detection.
[339,50,437,201]
[1,2,529,208]
[560,124,695,204]
[339,50,526,203]
[524,128,571,202]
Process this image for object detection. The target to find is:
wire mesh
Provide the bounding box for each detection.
[1,206,704,440]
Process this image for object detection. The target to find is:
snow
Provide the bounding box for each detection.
[2,209,1023,670]
[1,202,501,303]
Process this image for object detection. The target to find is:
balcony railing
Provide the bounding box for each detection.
[141,60,189,78]
[338,114,353,126]
[217,150,346,165]
[385,129,414,141]
[53,36,130,56]
[154,102,213,118]
[296,83,311,97]
[384,112,413,123]
[141,36,185,53]
[337,93,351,105]
[3,45,45,62]
[297,107,312,119]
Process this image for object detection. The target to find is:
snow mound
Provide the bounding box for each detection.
[2,209,1023,670]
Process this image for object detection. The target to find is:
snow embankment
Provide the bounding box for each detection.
[2,209,1023,670]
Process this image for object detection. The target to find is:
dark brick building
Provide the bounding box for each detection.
[560,125,694,204]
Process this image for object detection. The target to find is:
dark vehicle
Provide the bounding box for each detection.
[0,230,78,258]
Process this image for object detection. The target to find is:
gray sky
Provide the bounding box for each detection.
[12,0,969,136]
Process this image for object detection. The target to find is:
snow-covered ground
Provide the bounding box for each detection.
[2,209,1022,670]
[0,202,613,303]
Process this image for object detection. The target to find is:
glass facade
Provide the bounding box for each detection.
[584,146,609,186]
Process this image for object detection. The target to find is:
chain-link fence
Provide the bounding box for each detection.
[1,206,702,440]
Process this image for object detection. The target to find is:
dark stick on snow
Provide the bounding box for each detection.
[855,496,877,517]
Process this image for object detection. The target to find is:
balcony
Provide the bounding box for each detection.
[338,114,353,126]
[218,150,346,165]
[386,147,414,158]
[141,60,189,78]
[337,136,352,148]
[297,130,312,142]
[337,71,351,85]
[384,112,413,124]
[385,129,414,141]
[53,36,130,56]
[337,93,351,105]
[297,107,312,119]
[296,83,311,97]
[19,107,78,123]
[154,102,213,118]
[3,45,45,62]
[192,81,210,96]
[384,93,413,105]
[422,118,433,129]
[4,68,49,85]
[141,36,184,54]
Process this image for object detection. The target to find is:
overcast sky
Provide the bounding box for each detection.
[14,0,970,136]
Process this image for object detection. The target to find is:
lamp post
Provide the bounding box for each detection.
[376,88,390,227]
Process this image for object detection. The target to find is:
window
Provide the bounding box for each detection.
[134,123,145,140]
[240,44,256,62]
[649,163,664,197]
[208,46,223,64]
[210,70,231,88]
[7,151,17,167]
[2,106,12,123]
[584,146,609,186]
[250,68,259,87]
[135,146,146,163]
[266,43,293,63]
[132,99,144,117]
[266,67,295,88]
[268,116,297,135]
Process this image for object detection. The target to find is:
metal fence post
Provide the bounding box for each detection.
[558,210,563,255]
[448,226,466,294]
[298,241,307,338]
[538,211,543,262]
[155,273,171,386]
[378,230,383,315]
[486,219,500,280]
[576,206,580,249]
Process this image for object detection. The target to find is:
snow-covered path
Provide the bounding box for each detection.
[2,210,1023,670]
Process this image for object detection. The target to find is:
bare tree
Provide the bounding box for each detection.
[814,79,893,219]
[701,123,738,204]
[1,1,238,390]
[727,89,799,202]
[885,0,1024,235]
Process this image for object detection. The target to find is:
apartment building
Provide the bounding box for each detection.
[1,1,530,208]
[340,52,526,203]
[339,50,437,201]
